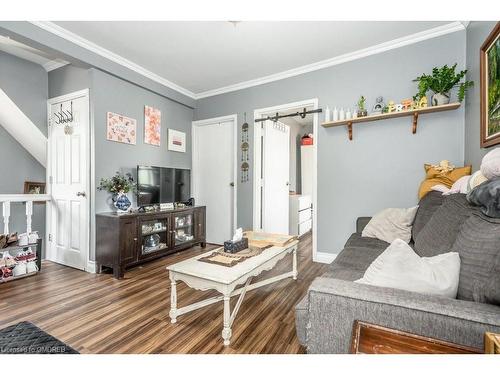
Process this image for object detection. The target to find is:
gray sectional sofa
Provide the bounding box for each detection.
[296,192,500,353]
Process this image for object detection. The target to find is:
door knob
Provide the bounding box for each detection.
[76,191,86,197]
[230,182,235,187]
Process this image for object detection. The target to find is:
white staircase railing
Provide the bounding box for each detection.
[0,194,51,234]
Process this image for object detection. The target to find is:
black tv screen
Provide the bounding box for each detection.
[137,166,191,206]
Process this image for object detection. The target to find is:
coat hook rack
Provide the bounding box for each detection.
[52,101,74,125]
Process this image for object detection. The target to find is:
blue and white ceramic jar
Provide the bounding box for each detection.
[114,191,131,213]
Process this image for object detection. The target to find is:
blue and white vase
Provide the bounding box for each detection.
[113,191,131,213]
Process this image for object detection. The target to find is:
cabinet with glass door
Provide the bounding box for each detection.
[139,216,169,258]
[172,212,195,246]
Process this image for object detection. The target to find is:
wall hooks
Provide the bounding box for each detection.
[53,101,74,125]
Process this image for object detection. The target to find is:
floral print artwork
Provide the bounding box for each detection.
[144,106,161,146]
[106,112,137,145]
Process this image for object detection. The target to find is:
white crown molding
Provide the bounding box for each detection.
[195,21,466,99]
[29,21,465,101]
[42,59,69,72]
[29,21,197,99]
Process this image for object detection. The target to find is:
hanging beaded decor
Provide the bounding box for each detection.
[241,113,250,183]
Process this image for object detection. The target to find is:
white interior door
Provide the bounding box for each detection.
[47,92,89,270]
[193,118,235,244]
[262,120,290,234]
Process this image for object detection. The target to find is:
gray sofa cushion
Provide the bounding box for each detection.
[414,194,476,257]
[412,191,444,241]
[344,232,389,250]
[452,213,500,304]
[324,245,386,281]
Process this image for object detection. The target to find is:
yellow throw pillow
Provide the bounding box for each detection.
[418,164,472,199]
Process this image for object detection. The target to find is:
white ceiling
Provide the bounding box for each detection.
[52,21,453,96]
[0,35,68,71]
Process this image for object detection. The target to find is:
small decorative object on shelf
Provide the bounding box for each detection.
[98,172,136,213]
[372,96,385,114]
[357,96,368,117]
[346,108,352,120]
[324,106,331,122]
[401,99,413,111]
[413,63,473,106]
[332,107,339,121]
[339,108,345,121]
[387,100,396,113]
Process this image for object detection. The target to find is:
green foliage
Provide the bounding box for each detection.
[357,96,366,111]
[413,64,474,102]
[98,172,136,194]
[488,39,500,133]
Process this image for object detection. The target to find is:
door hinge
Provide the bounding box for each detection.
[48,234,52,242]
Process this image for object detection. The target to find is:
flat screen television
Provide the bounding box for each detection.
[137,166,191,206]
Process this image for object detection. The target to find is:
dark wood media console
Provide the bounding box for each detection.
[96,206,206,278]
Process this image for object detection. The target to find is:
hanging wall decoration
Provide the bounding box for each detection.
[241,113,250,182]
[106,112,137,145]
[168,129,186,152]
[144,105,161,146]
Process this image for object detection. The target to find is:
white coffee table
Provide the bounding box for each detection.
[167,240,298,346]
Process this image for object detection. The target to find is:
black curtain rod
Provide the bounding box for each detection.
[254,108,323,123]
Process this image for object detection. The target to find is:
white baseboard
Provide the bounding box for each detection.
[314,251,337,264]
[86,260,97,274]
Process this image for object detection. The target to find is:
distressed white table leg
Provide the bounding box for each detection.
[222,294,232,346]
[169,273,178,323]
[292,246,298,280]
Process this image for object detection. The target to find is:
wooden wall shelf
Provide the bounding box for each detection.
[321,102,461,140]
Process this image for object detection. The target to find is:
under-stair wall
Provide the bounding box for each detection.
[0,51,47,255]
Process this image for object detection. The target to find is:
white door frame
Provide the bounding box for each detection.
[192,114,238,235]
[46,88,94,272]
[253,98,322,263]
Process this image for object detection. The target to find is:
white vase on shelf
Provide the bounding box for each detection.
[333,107,339,121]
[325,106,331,122]
[339,108,345,121]
[346,109,352,120]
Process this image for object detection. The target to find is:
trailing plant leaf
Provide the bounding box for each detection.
[98,172,137,194]
[413,64,473,102]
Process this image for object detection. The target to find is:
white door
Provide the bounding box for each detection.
[47,92,89,270]
[192,117,235,244]
[262,120,290,234]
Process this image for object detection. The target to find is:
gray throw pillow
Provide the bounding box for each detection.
[362,206,418,244]
[451,213,500,305]
[467,177,500,218]
[414,194,476,257]
[412,191,444,242]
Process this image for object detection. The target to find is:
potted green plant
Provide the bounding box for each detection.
[413,64,474,106]
[98,172,136,213]
[357,96,367,117]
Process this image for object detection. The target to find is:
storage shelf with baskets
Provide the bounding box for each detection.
[321,103,461,140]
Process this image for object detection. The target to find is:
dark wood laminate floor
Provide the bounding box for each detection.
[0,233,326,353]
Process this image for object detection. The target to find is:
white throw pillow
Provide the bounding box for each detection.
[362,206,418,243]
[355,239,460,298]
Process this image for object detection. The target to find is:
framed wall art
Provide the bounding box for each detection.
[168,129,186,153]
[144,105,161,146]
[106,112,137,145]
[480,22,500,148]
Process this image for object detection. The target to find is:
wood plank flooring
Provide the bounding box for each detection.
[0,233,326,354]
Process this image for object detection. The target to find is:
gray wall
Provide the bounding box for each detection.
[91,69,194,215]
[464,22,499,170]
[0,51,47,253]
[195,31,467,254]
[48,64,91,98]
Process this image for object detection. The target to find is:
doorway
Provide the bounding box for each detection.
[46,89,90,271]
[192,115,237,245]
[253,99,319,260]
